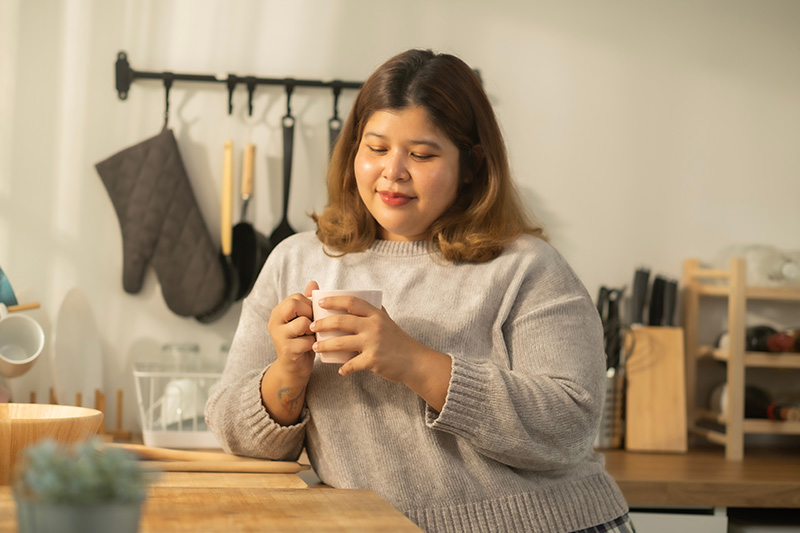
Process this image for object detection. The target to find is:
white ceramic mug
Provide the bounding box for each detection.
[0,304,45,378]
[311,289,382,364]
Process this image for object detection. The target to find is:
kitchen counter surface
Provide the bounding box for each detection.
[603,447,800,508]
[0,485,422,532]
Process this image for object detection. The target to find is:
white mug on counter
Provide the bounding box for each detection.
[0,303,45,378]
[311,289,382,364]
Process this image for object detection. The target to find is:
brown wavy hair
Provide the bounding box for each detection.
[313,49,545,263]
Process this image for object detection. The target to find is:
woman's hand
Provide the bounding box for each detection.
[267,281,318,379]
[261,280,318,425]
[310,295,452,411]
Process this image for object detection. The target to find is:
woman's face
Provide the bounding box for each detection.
[354,106,461,242]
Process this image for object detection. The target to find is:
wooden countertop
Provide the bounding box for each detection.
[0,485,422,532]
[603,447,800,508]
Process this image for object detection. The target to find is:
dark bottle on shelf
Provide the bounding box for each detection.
[766,332,796,353]
[745,325,779,352]
[710,384,800,421]
[744,386,800,421]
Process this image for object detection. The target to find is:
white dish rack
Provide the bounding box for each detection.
[133,362,222,449]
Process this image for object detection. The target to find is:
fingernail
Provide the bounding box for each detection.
[312,342,318,351]
[318,298,326,305]
[309,321,316,331]
[338,367,345,375]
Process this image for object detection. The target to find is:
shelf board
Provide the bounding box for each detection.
[693,412,800,435]
[698,346,800,369]
[743,419,800,435]
[695,284,800,301]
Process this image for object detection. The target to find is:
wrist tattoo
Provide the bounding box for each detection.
[278,386,306,413]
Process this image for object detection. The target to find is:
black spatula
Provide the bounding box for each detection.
[270,86,296,247]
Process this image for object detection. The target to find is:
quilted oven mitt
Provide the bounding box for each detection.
[95,128,226,317]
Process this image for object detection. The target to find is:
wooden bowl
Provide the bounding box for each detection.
[0,403,104,484]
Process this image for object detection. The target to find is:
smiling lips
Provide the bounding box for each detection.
[378,190,415,207]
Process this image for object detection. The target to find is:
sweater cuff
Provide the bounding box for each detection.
[425,355,488,438]
[239,369,310,451]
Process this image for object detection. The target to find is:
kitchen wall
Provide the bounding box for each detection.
[1,0,799,430]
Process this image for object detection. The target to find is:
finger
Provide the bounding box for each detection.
[286,316,313,338]
[317,295,379,316]
[304,280,320,298]
[284,335,316,356]
[313,333,361,356]
[338,353,368,376]
[281,295,314,323]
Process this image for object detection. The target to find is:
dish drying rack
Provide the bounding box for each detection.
[133,361,223,449]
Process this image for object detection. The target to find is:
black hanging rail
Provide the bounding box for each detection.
[114,51,363,119]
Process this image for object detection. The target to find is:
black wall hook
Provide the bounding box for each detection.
[226,74,238,115]
[163,73,174,128]
[245,76,257,116]
[331,81,342,121]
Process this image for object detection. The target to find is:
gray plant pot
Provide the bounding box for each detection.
[16,498,142,533]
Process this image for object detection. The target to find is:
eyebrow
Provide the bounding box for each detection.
[363,132,442,150]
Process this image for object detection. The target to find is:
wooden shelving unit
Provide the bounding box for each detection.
[683,258,800,461]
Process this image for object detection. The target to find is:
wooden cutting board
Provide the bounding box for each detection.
[624,326,688,452]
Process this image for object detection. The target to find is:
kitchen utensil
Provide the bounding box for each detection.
[0,303,45,378]
[107,443,306,473]
[0,265,18,307]
[663,279,677,326]
[269,87,297,247]
[53,288,103,405]
[630,267,650,325]
[139,461,305,473]
[647,275,667,326]
[196,140,239,323]
[231,144,272,300]
[7,302,41,313]
[328,83,343,154]
[0,403,103,484]
[597,286,625,371]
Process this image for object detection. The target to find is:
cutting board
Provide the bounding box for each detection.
[625,326,687,452]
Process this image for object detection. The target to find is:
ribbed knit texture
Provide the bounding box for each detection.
[206,231,628,532]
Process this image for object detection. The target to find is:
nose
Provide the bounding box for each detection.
[382,151,410,182]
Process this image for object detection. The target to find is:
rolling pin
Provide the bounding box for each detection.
[107,443,307,473]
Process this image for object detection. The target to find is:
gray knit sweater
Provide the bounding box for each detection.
[205,231,628,533]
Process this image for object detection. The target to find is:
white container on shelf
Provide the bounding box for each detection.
[713,244,800,287]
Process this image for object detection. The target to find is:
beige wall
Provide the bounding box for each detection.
[2,0,799,428]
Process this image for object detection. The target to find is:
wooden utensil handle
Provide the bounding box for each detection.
[242,143,255,198]
[107,442,298,466]
[7,302,41,312]
[221,140,234,255]
[140,460,307,473]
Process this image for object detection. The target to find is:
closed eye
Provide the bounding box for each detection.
[411,153,435,161]
[368,146,387,154]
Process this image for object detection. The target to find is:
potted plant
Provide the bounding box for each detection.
[12,438,155,533]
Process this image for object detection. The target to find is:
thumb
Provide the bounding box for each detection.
[304,280,320,298]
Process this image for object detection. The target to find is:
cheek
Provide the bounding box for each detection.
[353,153,374,199]
[354,150,376,179]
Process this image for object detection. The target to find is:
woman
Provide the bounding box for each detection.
[206,49,632,533]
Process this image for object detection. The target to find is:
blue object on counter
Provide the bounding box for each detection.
[0,265,18,306]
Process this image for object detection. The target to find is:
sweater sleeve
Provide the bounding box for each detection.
[425,254,606,471]
[204,251,309,461]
